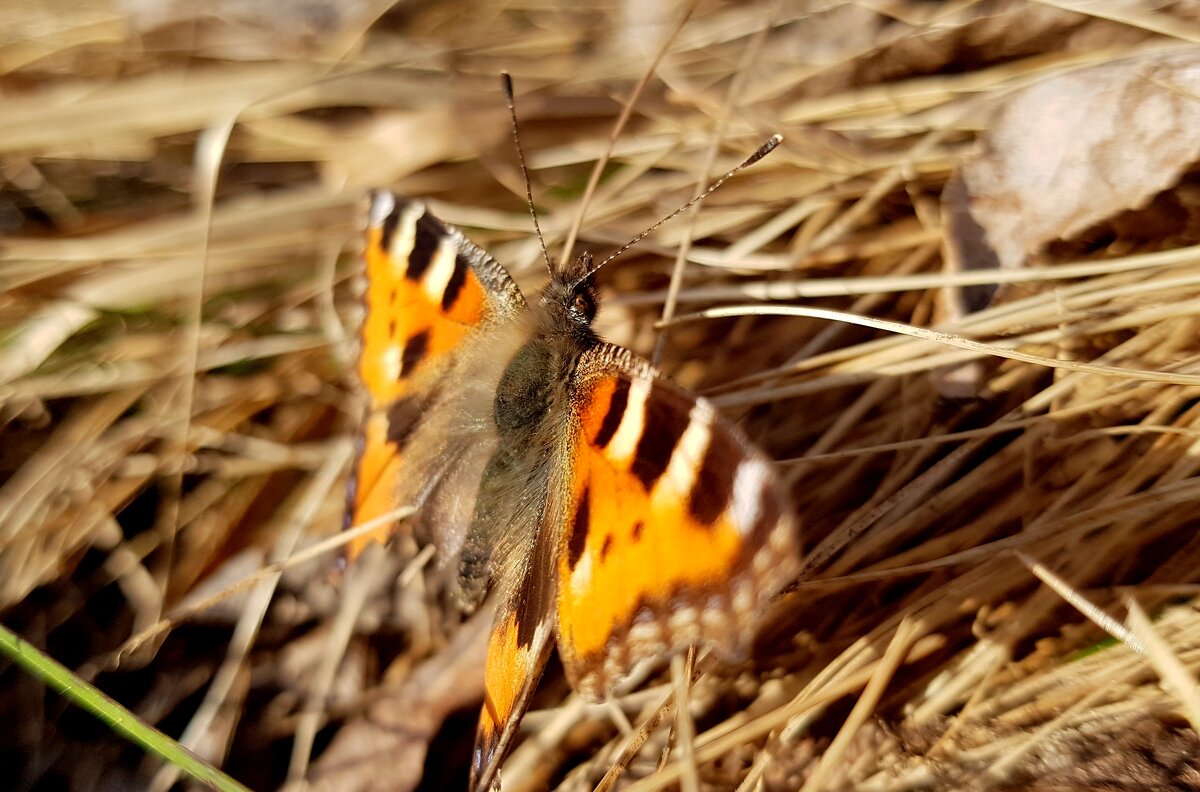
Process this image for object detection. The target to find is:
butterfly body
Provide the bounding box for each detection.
[348,191,800,790]
[454,273,597,613]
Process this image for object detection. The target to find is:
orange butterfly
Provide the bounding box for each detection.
[345,80,800,791]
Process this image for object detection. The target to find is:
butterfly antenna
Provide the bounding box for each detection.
[502,73,554,275]
[579,134,783,284]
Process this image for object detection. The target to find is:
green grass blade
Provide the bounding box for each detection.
[0,623,253,792]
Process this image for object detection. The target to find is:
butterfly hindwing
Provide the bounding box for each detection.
[470,522,556,792]
[554,343,800,697]
[347,192,525,560]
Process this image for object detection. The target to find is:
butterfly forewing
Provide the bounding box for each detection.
[555,344,800,697]
[347,192,525,559]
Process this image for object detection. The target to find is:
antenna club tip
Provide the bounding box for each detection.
[755,134,783,159]
[501,72,514,99]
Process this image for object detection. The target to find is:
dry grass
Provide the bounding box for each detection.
[3,1,1200,790]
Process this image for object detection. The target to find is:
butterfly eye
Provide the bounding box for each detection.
[571,289,595,321]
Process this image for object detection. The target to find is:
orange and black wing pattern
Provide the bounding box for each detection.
[469,544,555,792]
[554,343,800,698]
[346,192,524,559]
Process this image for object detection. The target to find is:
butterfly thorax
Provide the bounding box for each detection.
[494,258,599,434]
[455,259,600,610]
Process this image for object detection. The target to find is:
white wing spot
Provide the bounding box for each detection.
[369,192,395,228]
[730,458,768,536]
[654,405,711,505]
[606,377,650,466]
[388,201,424,278]
[570,553,594,599]
[628,618,663,650]
[381,344,402,383]
[422,237,459,305]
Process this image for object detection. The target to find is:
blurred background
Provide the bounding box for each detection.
[3,1,1200,790]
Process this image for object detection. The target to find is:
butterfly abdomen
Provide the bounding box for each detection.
[456,333,583,613]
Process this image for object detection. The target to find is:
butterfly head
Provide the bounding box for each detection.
[540,251,599,336]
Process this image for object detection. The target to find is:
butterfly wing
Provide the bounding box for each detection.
[469,528,556,792]
[346,192,526,560]
[553,343,801,697]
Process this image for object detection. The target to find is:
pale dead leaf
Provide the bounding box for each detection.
[944,49,1200,276]
[936,48,1200,396]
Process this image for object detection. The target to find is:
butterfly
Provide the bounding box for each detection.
[344,82,801,791]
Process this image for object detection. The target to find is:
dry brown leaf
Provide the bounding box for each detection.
[302,608,491,792]
[943,48,1200,278]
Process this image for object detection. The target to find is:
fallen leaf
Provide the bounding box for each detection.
[301,606,491,792]
[936,48,1200,396]
[944,48,1200,276]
